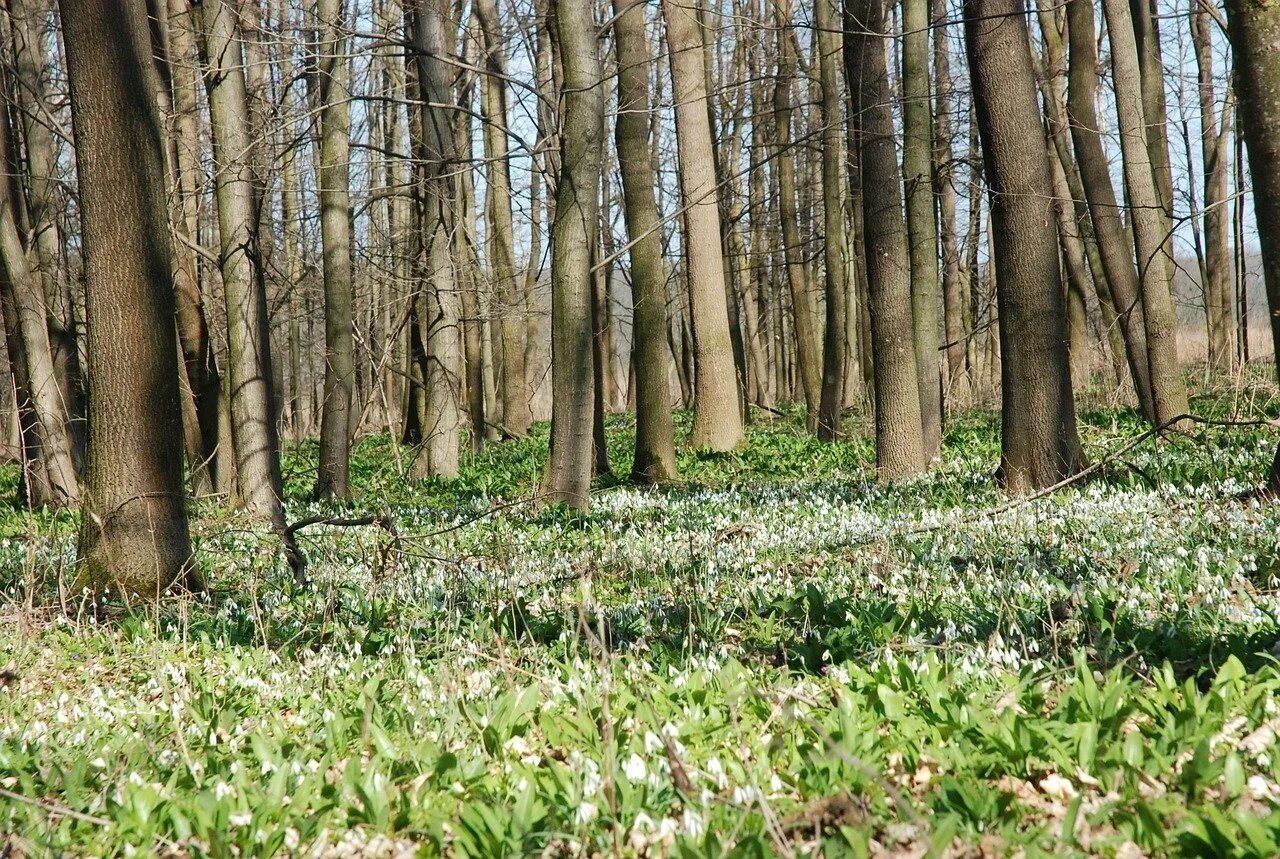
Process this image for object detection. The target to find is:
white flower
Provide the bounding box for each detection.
[229,811,252,827]
[622,753,647,782]
[574,801,599,825]
[681,808,704,838]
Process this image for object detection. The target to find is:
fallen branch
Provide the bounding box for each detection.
[281,513,399,587]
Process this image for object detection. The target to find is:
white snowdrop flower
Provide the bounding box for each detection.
[213,781,236,800]
[622,753,647,782]
[681,808,704,838]
[128,772,145,787]
[322,709,335,723]
[90,757,107,769]
[229,811,252,827]
[574,801,599,825]
[643,731,663,754]
[261,759,277,776]
[770,774,784,793]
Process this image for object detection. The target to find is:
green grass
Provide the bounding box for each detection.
[4,388,1280,856]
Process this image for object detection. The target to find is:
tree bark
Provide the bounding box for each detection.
[965,0,1081,492]
[62,0,192,596]
[1224,0,1280,489]
[771,0,822,429]
[1064,0,1156,421]
[614,0,678,483]
[902,0,942,455]
[815,0,846,441]
[313,0,355,501]
[1101,0,1189,427]
[409,0,463,478]
[196,0,284,519]
[664,0,744,451]
[542,0,603,508]
[1191,2,1235,372]
[846,0,925,480]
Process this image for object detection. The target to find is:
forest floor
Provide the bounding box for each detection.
[4,377,1280,857]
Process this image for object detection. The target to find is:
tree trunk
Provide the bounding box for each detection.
[771,0,822,429]
[965,0,1081,492]
[902,0,942,455]
[1064,0,1156,421]
[614,0,678,483]
[475,0,532,437]
[815,0,847,441]
[933,0,967,402]
[1224,0,1280,489]
[846,0,925,480]
[62,0,192,596]
[664,0,744,451]
[8,0,85,468]
[313,0,355,501]
[542,0,603,508]
[1191,2,1236,373]
[1101,0,1189,427]
[196,0,284,519]
[409,0,463,478]
[0,100,78,506]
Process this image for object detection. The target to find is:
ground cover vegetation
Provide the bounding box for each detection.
[5,382,1280,856]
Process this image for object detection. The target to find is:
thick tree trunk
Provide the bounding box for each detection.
[1101,0,1189,427]
[1224,0,1280,490]
[62,0,192,596]
[313,0,355,501]
[664,0,744,451]
[846,0,925,480]
[614,0,678,483]
[197,0,285,519]
[542,0,603,508]
[965,0,1081,492]
[902,0,942,455]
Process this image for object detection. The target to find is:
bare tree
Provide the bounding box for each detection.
[614,0,678,483]
[664,0,744,451]
[313,0,356,501]
[542,0,604,507]
[846,0,925,480]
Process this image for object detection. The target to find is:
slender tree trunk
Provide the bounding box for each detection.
[1191,2,1236,372]
[1064,0,1156,421]
[1224,0,1280,489]
[196,0,284,519]
[965,0,1081,492]
[313,0,355,500]
[771,0,822,428]
[409,0,463,477]
[815,0,846,441]
[163,0,225,496]
[902,0,942,455]
[8,0,85,468]
[542,0,603,508]
[664,0,744,451]
[614,0,678,483]
[475,0,532,437]
[933,0,967,402]
[1101,0,1189,427]
[846,0,925,480]
[62,0,192,596]
[0,101,77,506]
